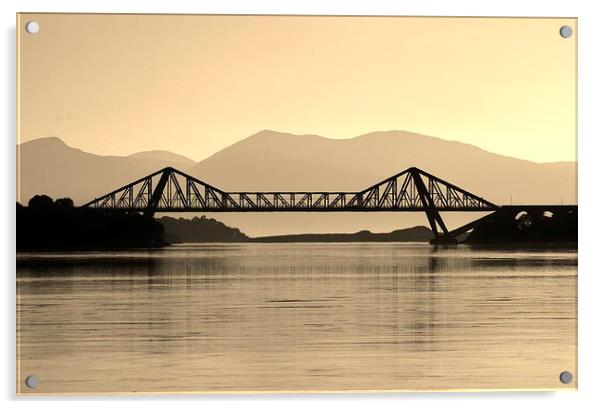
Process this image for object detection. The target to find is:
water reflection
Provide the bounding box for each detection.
[17,243,577,393]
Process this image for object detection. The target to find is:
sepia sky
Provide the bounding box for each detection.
[18,14,576,163]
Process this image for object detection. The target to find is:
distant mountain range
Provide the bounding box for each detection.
[17,130,576,235]
[17,137,197,205]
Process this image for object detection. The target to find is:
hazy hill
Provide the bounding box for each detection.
[252,226,434,243]
[17,131,576,236]
[159,216,249,243]
[17,137,195,204]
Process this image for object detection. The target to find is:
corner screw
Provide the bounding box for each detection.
[559,25,573,38]
[559,371,573,384]
[25,21,40,34]
[25,375,39,389]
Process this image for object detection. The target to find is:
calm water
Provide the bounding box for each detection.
[17,243,577,394]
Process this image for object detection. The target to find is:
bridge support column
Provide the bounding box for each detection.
[410,169,456,245]
[143,168,171,218]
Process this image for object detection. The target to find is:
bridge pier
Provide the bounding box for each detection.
[429,236,458,245]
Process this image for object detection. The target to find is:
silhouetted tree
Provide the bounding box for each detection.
[28,195,54,208]
[55,198,74,207]
[18,195,167,250]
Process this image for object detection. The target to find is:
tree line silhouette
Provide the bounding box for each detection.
[17,195,577,250]
[17,195,165,250]
[159,216,249,243]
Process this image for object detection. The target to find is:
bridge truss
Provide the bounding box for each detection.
[83,167,499,241]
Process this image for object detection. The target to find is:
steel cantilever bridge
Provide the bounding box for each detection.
[83,166,500,244]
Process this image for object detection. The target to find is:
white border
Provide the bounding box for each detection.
[3,1,601,408]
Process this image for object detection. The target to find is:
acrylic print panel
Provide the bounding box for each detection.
[16,14,577,394]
